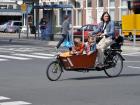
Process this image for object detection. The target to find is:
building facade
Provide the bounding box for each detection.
[40,0,128,28]
[0,0,23,24]
[72,0,128,27]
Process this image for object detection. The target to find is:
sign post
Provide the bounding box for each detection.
[21,3,29,38]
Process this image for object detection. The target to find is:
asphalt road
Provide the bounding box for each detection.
[0,45,140,105]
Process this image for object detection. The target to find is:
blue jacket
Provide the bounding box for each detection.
[92,21,115,37]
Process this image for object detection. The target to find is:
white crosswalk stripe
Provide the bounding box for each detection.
[0,55,31,60]
[0,96,10,100]
[0,96,31,105]
[0,59,8,61]
[12,53,54,59]
[0,52,56,62]
[32,53,55,57]
[0,101,31,105]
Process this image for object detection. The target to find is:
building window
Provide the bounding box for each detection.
[87,0,92,7]
[110,0,115,7]
[0,5,7,9]
[98,0,103,7]
[121,0,127,7]
[76,9,82,26]
[75,1,81,8]
[121,8,127,16]
[109,9,115,20]
[8,5,13,9]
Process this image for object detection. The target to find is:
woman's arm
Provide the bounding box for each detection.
[106,21,115,37]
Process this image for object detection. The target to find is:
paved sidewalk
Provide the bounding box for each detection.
[1,33,140,53]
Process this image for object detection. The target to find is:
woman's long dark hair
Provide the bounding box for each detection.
[100,12,111,22]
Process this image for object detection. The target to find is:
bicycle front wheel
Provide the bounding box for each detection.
[104,53,123,77]
[46,61,62,81]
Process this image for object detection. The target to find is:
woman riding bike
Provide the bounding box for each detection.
[92,12,115,68]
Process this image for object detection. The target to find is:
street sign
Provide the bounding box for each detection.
[21,3,27,13]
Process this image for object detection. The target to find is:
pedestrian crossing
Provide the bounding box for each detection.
[123,52,140,56]
[0,52,56,62]
[0,96,31,105]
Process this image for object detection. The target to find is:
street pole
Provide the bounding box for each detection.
[26,11,29,39]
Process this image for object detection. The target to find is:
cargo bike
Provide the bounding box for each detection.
[46,46,125,81]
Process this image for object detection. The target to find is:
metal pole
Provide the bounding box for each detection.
[26,13,29,39]
[66,0,68,15]
[71,8,74,42]
[82,27,84,43]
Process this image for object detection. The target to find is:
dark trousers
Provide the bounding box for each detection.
[56,34,67,49]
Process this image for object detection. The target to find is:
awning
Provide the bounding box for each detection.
[34,4,73,9]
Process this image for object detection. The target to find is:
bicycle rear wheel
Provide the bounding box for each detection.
[104,53,123,77]
[46,61,62,81]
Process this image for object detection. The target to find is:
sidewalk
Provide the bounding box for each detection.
[1,33,140,53]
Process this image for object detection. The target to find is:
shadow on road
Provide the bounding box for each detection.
[62,73,140,81]
[62,75,109,81]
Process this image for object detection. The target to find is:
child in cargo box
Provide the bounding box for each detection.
[84,35,96,55]
[70,38,84,55]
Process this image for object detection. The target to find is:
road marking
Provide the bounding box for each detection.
[0,96,10,100]
[123,52,140,56]
[0,59,8,61]
[0,101,31,105]
[12,53,53,59]
[128,66,140,69]
[32,53,55,57]
[125,61,140,63]
[0,55,31,60]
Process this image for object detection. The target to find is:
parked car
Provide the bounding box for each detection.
[73,24,98,41]
[6,21,22,33]
[0,22,8,32]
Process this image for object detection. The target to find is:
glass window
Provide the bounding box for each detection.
[14,22,22,26]
[121,0,127,7]
[110,0,115,7]
[0,5,7,9]
[75,1,81,8]
[121,8,127,16]
[77,10,82,26]
[8,5,13,9]
[87,0,92,7]
[109,9,115,20]
[98,0,103,7]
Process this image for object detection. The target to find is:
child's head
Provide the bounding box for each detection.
[74,38,81,46]
[88,35,96,44]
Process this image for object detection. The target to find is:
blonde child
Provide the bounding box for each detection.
[84,35,96,55]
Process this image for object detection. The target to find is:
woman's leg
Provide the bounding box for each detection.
[97,37,113,65]
[56,34,67,49]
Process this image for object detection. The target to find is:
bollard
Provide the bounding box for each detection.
[18,30,21,39]
[133,30,136,47]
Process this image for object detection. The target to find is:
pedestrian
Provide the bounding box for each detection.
[92,11,115,68]
[56,15,70,49]
[40,17,47,40]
